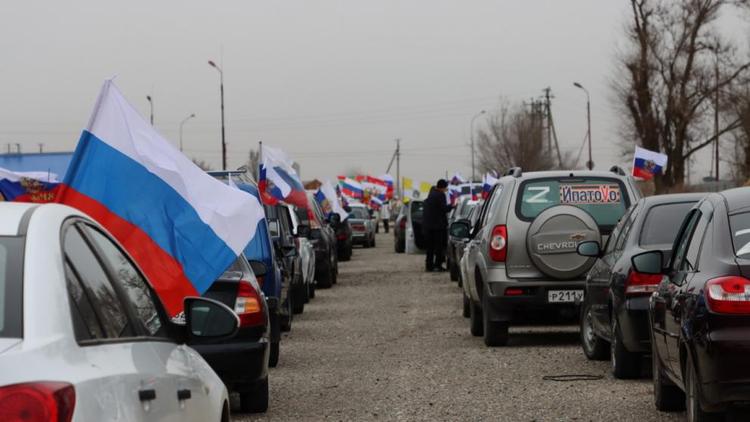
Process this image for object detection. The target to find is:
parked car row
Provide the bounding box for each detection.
[446,165,750,420]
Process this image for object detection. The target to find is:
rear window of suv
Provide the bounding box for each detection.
[730,212,750,258]
[517,177,630,228]
[0,237,24,338]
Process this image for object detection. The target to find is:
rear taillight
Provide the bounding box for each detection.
[706,276,750,315]
[489,225,507,262]
[625,271,662,296]
[0,382,75,422]
[235,280,265,326]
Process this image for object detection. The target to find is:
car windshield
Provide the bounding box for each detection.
[349,207,369,219]
[730,212,750,258]
[517,178,630,227]
[639,202,697,247]
[0,237,24,338]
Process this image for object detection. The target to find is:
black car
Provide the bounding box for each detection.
[264,204,303,331]
[300,192,338,288]
[576,193,702,379]
[447,197,481,282]
[197,255,271,413]
[394,203,407,253]
[632,187,750,419]
[333,212,354,261]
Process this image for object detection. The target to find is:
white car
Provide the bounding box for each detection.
[0,203,236,422]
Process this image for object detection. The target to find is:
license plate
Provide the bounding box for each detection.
[547,290,584,303]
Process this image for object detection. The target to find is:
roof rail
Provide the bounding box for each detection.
[506,167,523,178]
[609,165,627,176]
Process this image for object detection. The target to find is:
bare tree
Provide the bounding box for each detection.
[726,87,750,182]
[476,102,573,174]
[615,0,750,193]
[191,158,213,171]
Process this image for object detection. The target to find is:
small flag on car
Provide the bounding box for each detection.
[632,146,668,180]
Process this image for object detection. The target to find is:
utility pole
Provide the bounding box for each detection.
[396,139,400,199]
[542,88,563,167]
[714,57,720,180]
[208,60,227,170]
[574,82,593,170]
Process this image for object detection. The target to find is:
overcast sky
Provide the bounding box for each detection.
[0,1,733,184]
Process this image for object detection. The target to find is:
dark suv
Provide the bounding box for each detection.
[576,193,702,378]
[264,204,303,332]
[453,167,641,346]
[299,192,338,288]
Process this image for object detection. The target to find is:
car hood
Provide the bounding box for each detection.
[0,338,22,355]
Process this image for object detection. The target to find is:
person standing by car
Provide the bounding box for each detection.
[381,201,391,233]
[423,179,452,272]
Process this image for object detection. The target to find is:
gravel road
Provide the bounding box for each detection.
[236,232,684,421]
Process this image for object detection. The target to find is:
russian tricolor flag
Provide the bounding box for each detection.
[482,173,498,199]
[632,146,667,180]
[60,80,265,316]
[338,177,364,199]
[258,145,308,208]
[0,168,61,203]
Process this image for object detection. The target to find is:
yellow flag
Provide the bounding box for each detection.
[402,177,413,190]
[419,182,432,195]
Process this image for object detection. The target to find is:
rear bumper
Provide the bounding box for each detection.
[192,338,269,391]
[484,278,584,323]
[615,296,651,353]
[694,327,750,409]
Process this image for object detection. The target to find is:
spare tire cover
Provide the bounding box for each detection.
[526,205,601,280]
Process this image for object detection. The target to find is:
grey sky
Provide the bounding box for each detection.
[0,1,679,183]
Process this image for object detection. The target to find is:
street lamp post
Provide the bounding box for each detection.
[208,60,227,170]
[146,95,154,125]
[179,113,196,152]
[573,82,593,170]
[470,110,486,183]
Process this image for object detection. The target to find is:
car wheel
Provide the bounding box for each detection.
[292,283,306,315]
[611,320,641,379]
[239,377,269,413]
[395,237,405,253]
[269,341,280,368]
[317,265,333,288]
[308,281,316,299]
[371,236,376,247]
[651,339,684,411]
[449,260,459,282]
[469,299,483,337]
[686,354,723,422]
[482,291,509,347]
[462,293,471,318]
[580,301,609,361]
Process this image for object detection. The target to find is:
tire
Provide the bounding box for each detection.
[580,301,609,361]
[308,281,316,299]
[239,377,269,413]
[686,354,723,422]
[652,339,684,411]
[371,236,376,247]
[292,283,306,315]
[268,340,280,368]
[395,238,405,253]
[482,292,509,347]
[449,260,459,282]
[317,265,333,288]
[469,299,483,337]
[611,320,641,379]
[462,294,471,318]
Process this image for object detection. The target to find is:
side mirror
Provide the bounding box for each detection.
[576,241,602,258]
[631,250,664,275]
[184,297,239,343]
[296,224,311,238]
[449,220,471,239]
[248,260,268,277]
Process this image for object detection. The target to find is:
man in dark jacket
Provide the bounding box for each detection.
[422,179,452,272]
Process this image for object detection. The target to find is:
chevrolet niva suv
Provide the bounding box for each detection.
[453,166,641,346]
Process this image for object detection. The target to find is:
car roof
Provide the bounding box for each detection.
[503,170,633,181]
[720,187,750,214]
[0,202,39,236]
[640,192,706,207]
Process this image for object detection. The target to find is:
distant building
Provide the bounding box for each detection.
[0,152,74,179]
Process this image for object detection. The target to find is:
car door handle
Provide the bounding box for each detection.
[138,389,157,402]
[177,389,192,401]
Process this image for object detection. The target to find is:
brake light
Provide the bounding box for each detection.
[706,276,750,314]
[625,271,662,295]
[489,225,507,262]
[0,382,75,422]
[235,280,265,326]
[505,288,523,296]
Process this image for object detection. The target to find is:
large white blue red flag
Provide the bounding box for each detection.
[379,174,394,199]
[317,180,348,220]
[482,173,498,199]
[60,80,265,316]
[259,145,307,208]
[632,146,667,180]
